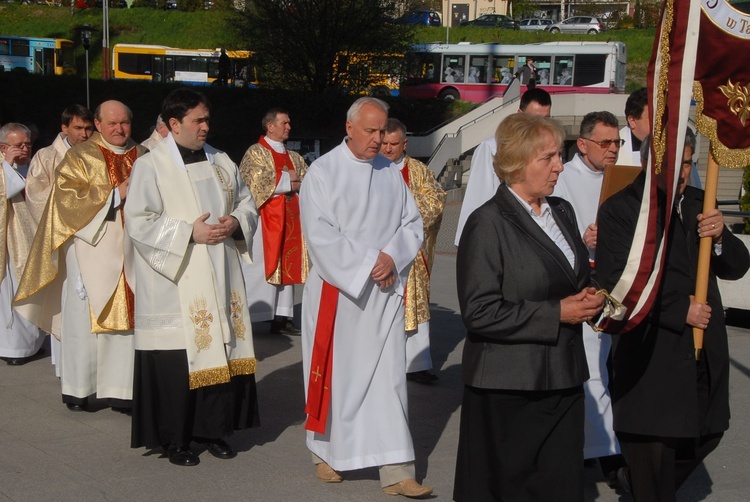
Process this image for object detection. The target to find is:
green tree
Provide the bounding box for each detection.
[235,0,414,94]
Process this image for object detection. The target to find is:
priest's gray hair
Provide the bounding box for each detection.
[347,97,389,123]
[0,123,31,144]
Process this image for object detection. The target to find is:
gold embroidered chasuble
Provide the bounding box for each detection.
[14,133,147,336]
[402,155,446,331]
[125,138,258,389]
[238,142,309,284]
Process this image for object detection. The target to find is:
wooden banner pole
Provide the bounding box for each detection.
[693,148,721,360]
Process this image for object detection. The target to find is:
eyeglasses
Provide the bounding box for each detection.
[1,142,32,149]
[581,137,625,149]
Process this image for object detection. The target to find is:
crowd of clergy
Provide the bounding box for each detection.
[0,86,746,501]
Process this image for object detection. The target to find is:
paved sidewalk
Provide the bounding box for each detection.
[1,203,749,501]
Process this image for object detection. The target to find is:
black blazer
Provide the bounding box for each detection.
[457,184,591,391]
[597,173,750,437]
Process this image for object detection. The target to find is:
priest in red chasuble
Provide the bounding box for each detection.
[239,109,308,335]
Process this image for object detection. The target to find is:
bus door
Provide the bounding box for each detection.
[164,56,175,83]
[152,56,163,82]
[34,48,55,75]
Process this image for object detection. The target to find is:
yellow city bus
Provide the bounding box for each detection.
[112,44,261,87]
[334,52,403,96]
[0,36,75,76]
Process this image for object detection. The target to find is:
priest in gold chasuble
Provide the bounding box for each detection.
[381,119,446,384]
[15,101,144,411]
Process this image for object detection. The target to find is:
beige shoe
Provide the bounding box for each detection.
[382,478,433,498]
[316,462,343,483]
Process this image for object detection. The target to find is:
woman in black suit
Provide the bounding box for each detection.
[453,113,604,501]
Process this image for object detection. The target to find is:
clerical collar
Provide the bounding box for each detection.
[63,135,72,149]
[100,136,128,154]
[392,155,405,169]
[176,142,207,164]
[264,136,286,154]
[631,130,642,153]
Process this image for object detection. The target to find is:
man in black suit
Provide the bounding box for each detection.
[596,130,750,501]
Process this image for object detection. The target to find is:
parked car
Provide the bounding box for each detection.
[544,16,606,34]
[519,18,553,31]
[394,10,442,27]
[460,14,518,29]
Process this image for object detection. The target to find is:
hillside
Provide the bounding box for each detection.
[0,3,654,90]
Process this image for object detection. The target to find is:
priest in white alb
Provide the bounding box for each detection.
[125,88,260,467]
[299,97,431,498]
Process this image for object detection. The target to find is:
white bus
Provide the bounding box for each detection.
[400,41,627,102]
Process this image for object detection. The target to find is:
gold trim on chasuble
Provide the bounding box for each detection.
[230,290,246,340]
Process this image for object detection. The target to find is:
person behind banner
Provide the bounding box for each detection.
[553,110,629,489]
[618,88,650,168]
[126,88,260,467]
[299,97,430,498]
[596,129,750,501]
[380,118,446,385]
[239,109,308,336]
[454,113,603,502]
[454,88,552,246]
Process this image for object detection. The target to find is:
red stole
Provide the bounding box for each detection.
[304,280,339,434]
[257,136,304,284]
[98,145,137,328]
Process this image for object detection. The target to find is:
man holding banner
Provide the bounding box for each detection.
[594,0,750,498]
[597,129,749,500]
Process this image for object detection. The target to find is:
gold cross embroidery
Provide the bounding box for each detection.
[312,365,323,382]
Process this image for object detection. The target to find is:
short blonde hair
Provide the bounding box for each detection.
[493,113,565,185]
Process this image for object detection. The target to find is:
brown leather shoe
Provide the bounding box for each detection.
[316,462,342,483]
[382,478,433,498]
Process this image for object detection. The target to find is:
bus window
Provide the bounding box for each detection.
[11,39,30,57]
[554,56,574,85]
[443,55,465,83]
[0,39,9,56]
[491,55,514,84]
[572,54,607,87]
[468,55,489,84]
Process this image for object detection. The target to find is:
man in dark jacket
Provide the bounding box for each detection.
[596,129,750,501]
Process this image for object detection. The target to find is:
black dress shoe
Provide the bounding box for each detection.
[270,317,301,336]
[2,357,28,366]
[66,402,88,412]
[606,466,632,494]
[167,446,200,466]
[406,370,439,384]
[203,439,237,459]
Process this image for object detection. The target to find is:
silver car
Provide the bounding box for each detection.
[545,16,606,34]
[519,18,553,31]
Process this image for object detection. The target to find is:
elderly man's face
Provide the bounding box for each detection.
[346,104,387,160]
[578,122,621,172]
[266,113,291,143]
[95,101,131,147]
[0,131,32,165]
[380,130,407,162]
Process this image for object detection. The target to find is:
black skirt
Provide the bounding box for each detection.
[131,349,260,450]
[453,385,584,502]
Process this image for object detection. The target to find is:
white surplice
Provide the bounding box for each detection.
[299,140,423,471]
[125,136,258,375]
[554,153,620,459]
[454,135,501,246]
